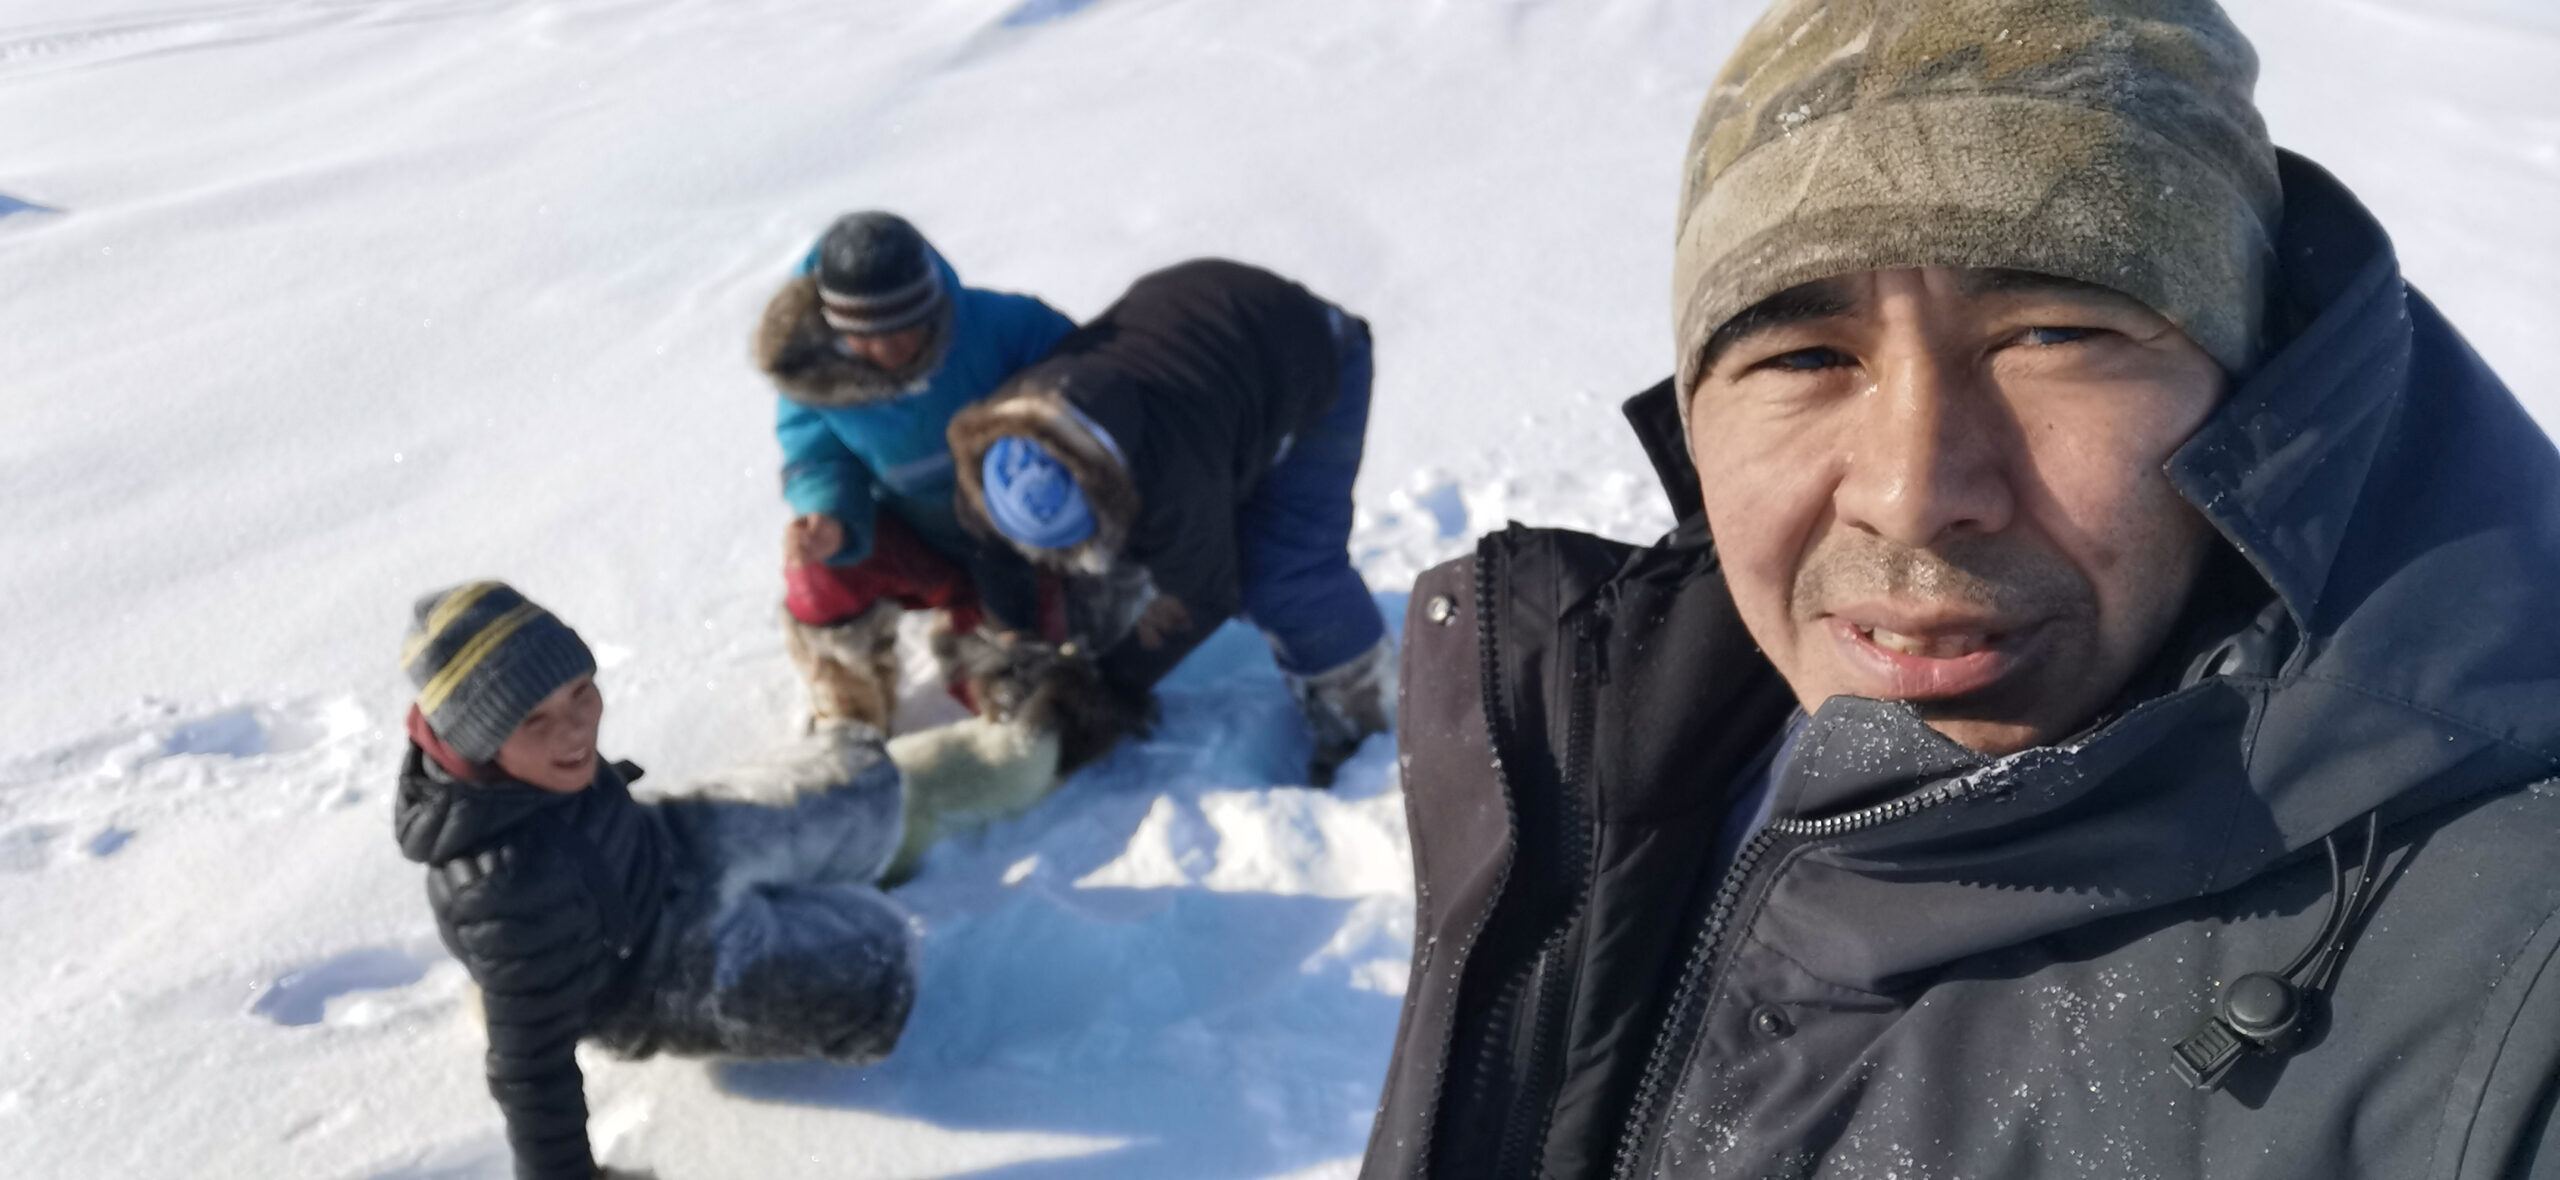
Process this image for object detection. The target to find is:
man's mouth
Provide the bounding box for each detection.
[1854,624,1996,659]
[1826,614,2042,700]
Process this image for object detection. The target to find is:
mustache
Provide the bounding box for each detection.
[1793,533,2093,623]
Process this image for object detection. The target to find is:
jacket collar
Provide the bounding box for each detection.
[394,746,622,866]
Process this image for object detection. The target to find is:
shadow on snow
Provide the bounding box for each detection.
[0,192,59,220]
[1000,0,1107,30]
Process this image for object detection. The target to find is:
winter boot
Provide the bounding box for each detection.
[1288,636,1396,786]
[781,602,902,733]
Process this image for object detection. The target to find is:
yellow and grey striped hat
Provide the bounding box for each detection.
[401,581,595,764]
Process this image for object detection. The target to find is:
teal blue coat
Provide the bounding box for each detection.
[763,250,1073,564]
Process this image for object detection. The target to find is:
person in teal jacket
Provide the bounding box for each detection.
[752,211,1074,729]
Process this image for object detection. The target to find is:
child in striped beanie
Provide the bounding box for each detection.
[395,581,917,1180]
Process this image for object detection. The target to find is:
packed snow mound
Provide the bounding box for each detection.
[1,0,2552,1177]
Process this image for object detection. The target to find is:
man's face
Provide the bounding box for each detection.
[840,325,929,373]
[494,675,603,793]
[1687,267,2227,755]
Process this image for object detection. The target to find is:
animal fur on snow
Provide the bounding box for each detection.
[881,715,1063,883]
[934,622,1150,773]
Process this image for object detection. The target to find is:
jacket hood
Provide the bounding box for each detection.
[1627,150,2560,991]
[753,250,961,409]
[947,378,1141,575]
[394,745,616,866]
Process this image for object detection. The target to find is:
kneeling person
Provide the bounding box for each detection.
[395,582,917,1180]
[755,211,1075,729]
[948,259,1392,783]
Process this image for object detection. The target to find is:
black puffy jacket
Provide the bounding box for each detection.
[1032,258,1345,691]
[395,751,669,1180]
[1363,153,2560,1179]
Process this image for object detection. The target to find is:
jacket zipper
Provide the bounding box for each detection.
[1486,598,1611,1176]
[1414,541,1530,1175]
[1425,544,1612,1180]
[1608,765,2010,1179]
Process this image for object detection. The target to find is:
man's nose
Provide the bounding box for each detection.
[1832,351,2016,549]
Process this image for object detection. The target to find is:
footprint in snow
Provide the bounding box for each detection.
[250,947,440,1027]
[0,823,68,873]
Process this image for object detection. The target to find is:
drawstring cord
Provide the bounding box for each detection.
[2170,811,2385,1091]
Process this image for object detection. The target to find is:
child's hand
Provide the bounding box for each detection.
[785,514,845,568]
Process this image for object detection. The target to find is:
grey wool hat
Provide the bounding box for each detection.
[1673,0,2283,401]
[401,581,596,765]
[814,211,946,335]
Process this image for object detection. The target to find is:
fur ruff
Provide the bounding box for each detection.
[753,275,954,409]
[947,384,1141,575]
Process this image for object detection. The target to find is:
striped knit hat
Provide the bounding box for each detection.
[813,211,946,335]
[401,581,596,765]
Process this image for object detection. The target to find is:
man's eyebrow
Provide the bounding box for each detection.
[1959,268,2141,306]
[1700,280,1855,370]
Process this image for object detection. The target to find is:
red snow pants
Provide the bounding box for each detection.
[783,515,1065,642]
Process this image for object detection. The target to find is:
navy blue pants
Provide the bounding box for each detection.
[1237,309,1387,676]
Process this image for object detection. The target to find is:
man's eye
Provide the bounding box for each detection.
[2019,326,2098,347]
[1757,347,1851,373]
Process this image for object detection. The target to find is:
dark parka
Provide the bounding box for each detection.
[1001,258,1346,692]
[396,752,669,1180]
[1362,153,2560,1180]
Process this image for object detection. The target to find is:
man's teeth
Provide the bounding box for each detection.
[1862,626,1990,658]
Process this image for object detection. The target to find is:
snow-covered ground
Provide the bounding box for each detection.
[0,0,2551,1176]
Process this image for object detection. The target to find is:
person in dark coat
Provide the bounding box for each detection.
[754,211,1075,731]
[1361,2,2560,1178]
[394,581,916,1180]
[944,259,1393,783]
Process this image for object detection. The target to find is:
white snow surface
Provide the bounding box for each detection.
[0,0,2551,1177]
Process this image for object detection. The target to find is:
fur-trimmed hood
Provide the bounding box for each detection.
[948,380,1141,575]
[753,254,959,409]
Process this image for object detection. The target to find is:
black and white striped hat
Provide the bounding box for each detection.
[815,211,946,335]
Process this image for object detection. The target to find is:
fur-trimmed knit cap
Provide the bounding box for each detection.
[1674,0,2282,401]
[813,211,946,335]
[401,581,596,765]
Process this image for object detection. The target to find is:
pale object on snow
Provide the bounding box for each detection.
[884,714,1063,882]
